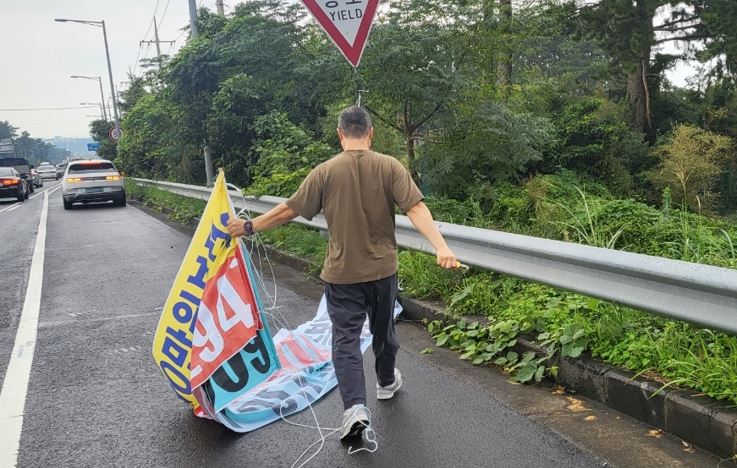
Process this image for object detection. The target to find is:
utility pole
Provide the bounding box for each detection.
[101,21,121,137]
[188,0,199,38]
[140,17,175,72]
[187,0,214,184]
[216,0,225,16]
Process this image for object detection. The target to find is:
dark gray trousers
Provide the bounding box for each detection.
[325,273,399,409]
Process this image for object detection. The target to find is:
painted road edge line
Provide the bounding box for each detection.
[0,184,61,213]
[0,189,49,467]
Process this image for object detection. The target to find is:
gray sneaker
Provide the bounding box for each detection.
[376,368,402,400]
[340,404,370,440]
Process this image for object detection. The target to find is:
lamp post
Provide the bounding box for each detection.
[55,18,120,138]
[71,75,107,121]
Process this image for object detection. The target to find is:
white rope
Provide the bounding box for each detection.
[225,182,380,465]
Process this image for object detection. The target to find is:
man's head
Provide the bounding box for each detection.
[337,106,373,149]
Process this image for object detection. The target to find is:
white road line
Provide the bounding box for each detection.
[0,203,21,213]
[0,184,60,213]
[0,189,49,467]
[29,184,61,201]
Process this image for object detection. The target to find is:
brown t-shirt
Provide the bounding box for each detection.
[285,150,424,284]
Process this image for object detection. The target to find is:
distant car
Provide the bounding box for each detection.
[0,157,35,193]
[61,159,126,209]
[37,164,58,180]
[0,167,29,202]
[56,163,66,178]
[30,168,43,188]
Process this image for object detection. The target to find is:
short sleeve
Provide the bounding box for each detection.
[391,159,424,212]
[286,167,324,220]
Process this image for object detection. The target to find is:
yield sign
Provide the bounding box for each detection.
[301,0,380,67]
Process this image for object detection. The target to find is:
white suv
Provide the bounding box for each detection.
[61,159,126,209]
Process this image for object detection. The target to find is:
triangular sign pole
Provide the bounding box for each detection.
[300,0,380,68]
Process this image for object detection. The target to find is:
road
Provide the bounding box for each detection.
[0,184,727,467]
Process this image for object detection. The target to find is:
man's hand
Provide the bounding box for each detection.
[226,216,247,238]
[436,246,458,269]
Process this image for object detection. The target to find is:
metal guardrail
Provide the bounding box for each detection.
[132,178,737,336]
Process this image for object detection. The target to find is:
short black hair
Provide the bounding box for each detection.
[338,106,372,138]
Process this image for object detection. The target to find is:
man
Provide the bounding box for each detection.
[227,106,457,440]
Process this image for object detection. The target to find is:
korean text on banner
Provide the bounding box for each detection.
[151,171,235,407]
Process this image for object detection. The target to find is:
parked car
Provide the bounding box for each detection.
[0,167,29,202]
[0,157,35,193]
[30,168,43,188]
[37,164,58,180]
[61,159,126,209]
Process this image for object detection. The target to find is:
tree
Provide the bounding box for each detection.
[361,0,475,183]
[90,120,118,162]
[651,124,734,212]
[0,121,17,140]
[578,0,709,133]
[421,101,554,199]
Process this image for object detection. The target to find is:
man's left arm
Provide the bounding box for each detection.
[226,203,299,238]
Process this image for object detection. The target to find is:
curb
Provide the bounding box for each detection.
[400,297,737,460]
[129,192,737,460]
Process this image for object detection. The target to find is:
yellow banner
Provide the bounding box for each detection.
[151,170,236,407]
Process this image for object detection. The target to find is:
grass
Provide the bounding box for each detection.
[125,180,205,224]
[128,177,737,406]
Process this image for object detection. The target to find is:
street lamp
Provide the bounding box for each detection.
[71,75,107,121]
[55,18,120,138]
[80,102,105,120]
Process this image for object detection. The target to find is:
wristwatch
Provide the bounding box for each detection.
[244,220,254,236]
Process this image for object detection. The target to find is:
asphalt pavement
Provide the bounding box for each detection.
[0,187,725,467]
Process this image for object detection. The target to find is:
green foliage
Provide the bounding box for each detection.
[550,97,651,196]
[125,180,206,224]
[650,124,735,213]
[11,130,71,166]
[244,112,332,197]
[422,101,555,199]
[256,224,327,275]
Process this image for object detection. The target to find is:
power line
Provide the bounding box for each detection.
[132,43,144,77]
[0,106,100,112]
[132,0,163,77]
[158,0,173,29]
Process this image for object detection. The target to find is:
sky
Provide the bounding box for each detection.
[0,1,697,140]
[0,0,229,139]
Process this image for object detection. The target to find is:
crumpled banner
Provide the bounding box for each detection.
[195,295,402,432]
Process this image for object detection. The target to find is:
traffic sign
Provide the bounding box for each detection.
[108,126,122,142]
[87,142,101,151]
[301,0,379,67]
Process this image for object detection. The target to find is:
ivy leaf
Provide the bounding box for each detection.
[514,364,537,383]
[535,365,545,382]
[436,334,449,347]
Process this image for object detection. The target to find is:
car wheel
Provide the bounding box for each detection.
[63,199,72,210]
[118,193,126,207]
[17,189,25,202]
[29,184,34,194]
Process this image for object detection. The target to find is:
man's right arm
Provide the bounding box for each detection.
[405,201,458,269]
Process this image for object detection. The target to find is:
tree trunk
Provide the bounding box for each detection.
[406,135,420,186]
[496,0,512,100]
[625,1,655,132]
[626,54,654,132]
